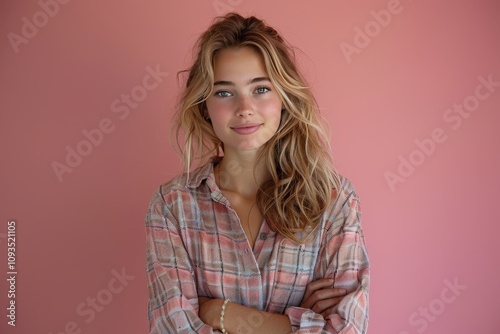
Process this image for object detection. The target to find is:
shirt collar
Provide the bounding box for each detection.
[185,156,222,189]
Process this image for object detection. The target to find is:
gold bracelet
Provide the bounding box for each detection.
[219,299,230,333]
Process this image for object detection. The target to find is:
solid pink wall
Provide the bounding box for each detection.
[1,0,499,333]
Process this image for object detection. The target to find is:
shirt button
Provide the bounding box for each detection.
[260,233,267,240]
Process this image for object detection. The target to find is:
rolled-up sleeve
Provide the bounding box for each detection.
[285,179,370,333]
[145,189,216,334]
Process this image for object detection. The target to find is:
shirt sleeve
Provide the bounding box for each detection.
[145,188,217,334]
[284,179,370,333]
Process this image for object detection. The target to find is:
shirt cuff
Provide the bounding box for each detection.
[284,306,326,333]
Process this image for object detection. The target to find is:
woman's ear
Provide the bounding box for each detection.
[201,102,211,122]
[203,109,211,123]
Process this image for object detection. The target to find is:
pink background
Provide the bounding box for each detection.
[1,0,499,333]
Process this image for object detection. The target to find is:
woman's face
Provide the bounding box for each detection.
[205,46,283,155]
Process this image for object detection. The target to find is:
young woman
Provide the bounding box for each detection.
[145,13,369,333]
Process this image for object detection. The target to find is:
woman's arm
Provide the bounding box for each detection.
[198,282,348,334]
[199,297,292,333]
[284,179,370,333]
[146,189,215,334]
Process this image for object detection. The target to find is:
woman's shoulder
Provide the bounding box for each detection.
[335,174,360,202]
[158,172,191,195]
[151,161,214,201]
[326,174,361,220]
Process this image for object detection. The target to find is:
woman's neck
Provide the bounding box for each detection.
[215,151,269,199]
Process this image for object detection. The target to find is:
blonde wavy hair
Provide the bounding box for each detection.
[173,13,340,243]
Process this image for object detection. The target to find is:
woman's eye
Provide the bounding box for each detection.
[215,90,231,97]
[255,86,270,94]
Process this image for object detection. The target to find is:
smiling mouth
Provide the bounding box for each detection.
[230,124,262,135]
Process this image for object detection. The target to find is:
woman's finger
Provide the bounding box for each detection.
[311,296,343,314]
[301,287,347,309]
[301,278,335,304]
[321,305,338,319]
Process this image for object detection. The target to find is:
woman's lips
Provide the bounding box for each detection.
[230,123,262,135]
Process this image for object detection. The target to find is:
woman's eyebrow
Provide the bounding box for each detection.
[213,77,271,86]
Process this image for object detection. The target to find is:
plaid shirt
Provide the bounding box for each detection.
[145,160,370,333]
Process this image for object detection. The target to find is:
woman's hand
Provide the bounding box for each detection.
[300,278,347,318]
[198,297,223,329]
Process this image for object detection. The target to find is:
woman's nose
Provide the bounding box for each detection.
[236,95,254,117]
